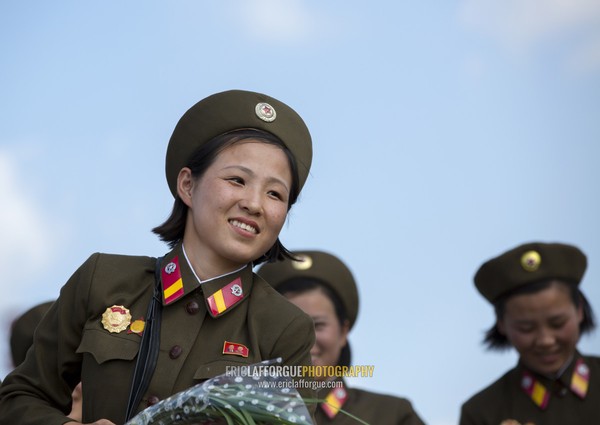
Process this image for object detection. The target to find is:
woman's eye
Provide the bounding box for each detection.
[313,321,326,331]
[226,177,244,185]
[267,190,283,200]
[550,320,567,329]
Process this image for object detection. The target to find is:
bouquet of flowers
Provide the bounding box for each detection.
[125,358,313,425]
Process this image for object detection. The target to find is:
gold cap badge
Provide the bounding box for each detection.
[101,305,132,333]
[521,250,541,272]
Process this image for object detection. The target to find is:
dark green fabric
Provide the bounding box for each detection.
[0,243,315,425]
[316,379,426,425]
[460,353,600,425]
[474,242,587,303]
[166,89,312,197]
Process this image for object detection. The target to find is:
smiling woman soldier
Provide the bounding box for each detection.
[0,90,317,425]
[460,241,600,425]
[258,250,426,425]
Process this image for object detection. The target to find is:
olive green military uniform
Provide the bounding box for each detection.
[0,89,317,424]
[460,242,598,425]
[258,250,426,425]
[316,379,424,425]
[0,243,315,424]
[460,352,600,425]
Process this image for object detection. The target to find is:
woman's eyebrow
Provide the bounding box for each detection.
[222,164,290,192]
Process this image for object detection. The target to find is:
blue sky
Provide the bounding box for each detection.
[1,2,599,424]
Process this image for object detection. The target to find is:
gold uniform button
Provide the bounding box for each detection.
[169,345,183,359]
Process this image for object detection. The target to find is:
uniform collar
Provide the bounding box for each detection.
[319,378,348,420]
[518,351,590,410]
[159,243,253,317]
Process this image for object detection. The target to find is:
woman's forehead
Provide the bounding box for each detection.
[505,283,574,314]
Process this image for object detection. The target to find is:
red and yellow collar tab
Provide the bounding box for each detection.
[520,358,590,410]
[321,384,348,419]
[160,251,251,317]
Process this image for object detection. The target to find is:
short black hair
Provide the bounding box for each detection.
[277,277,352,367]
[153,129,300,265]
[483,279,596,350]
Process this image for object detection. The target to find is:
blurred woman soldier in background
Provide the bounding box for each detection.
[460,242,599,425]
[0,90,317,425]
[257,250,426,425]
[9,301,83,422]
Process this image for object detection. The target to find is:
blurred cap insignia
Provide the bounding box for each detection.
[222,341,249,357]
[255,102,276,122]
[521,250,541,272]
[292,254,313,271]
[101,305,132,333]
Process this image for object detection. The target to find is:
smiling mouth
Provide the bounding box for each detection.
[230,219,258,234]
[536,351,561,363]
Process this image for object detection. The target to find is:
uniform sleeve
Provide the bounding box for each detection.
[271,310,317,419]
[398,399,427,425]
[271,311,315,368]
[0,254,99,425]
[458,401,480,425]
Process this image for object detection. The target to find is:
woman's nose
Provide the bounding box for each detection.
[239,190,263,215]
[535,327,556,347]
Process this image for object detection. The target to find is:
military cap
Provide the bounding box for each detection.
[257,251,359,329]
[165,89,312,197]
[10,301,54,366]
[474,242,587,303]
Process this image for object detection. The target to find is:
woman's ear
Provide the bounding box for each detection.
[177,167,194,208]
[576,295,584,325]
[340,319,350,347]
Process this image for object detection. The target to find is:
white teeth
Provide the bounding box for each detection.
[231,220,257,234]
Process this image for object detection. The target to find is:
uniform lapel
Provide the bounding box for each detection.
[202,264,252,318]
[568,357,590,399]
[320,380,348,419]
[520,369,550,410]
[159,244,202,306]
[519,353,591,410]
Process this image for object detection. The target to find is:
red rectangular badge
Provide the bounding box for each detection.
[222,341,249,357]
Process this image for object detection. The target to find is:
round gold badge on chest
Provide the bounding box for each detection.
[101,305,132,333]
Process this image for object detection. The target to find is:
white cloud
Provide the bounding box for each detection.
[230,0,321,44]
[458,0,600,73]
[0,150,52,282]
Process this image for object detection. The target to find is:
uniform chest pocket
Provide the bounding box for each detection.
[76,329,140,364]
[194,359,256,381]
